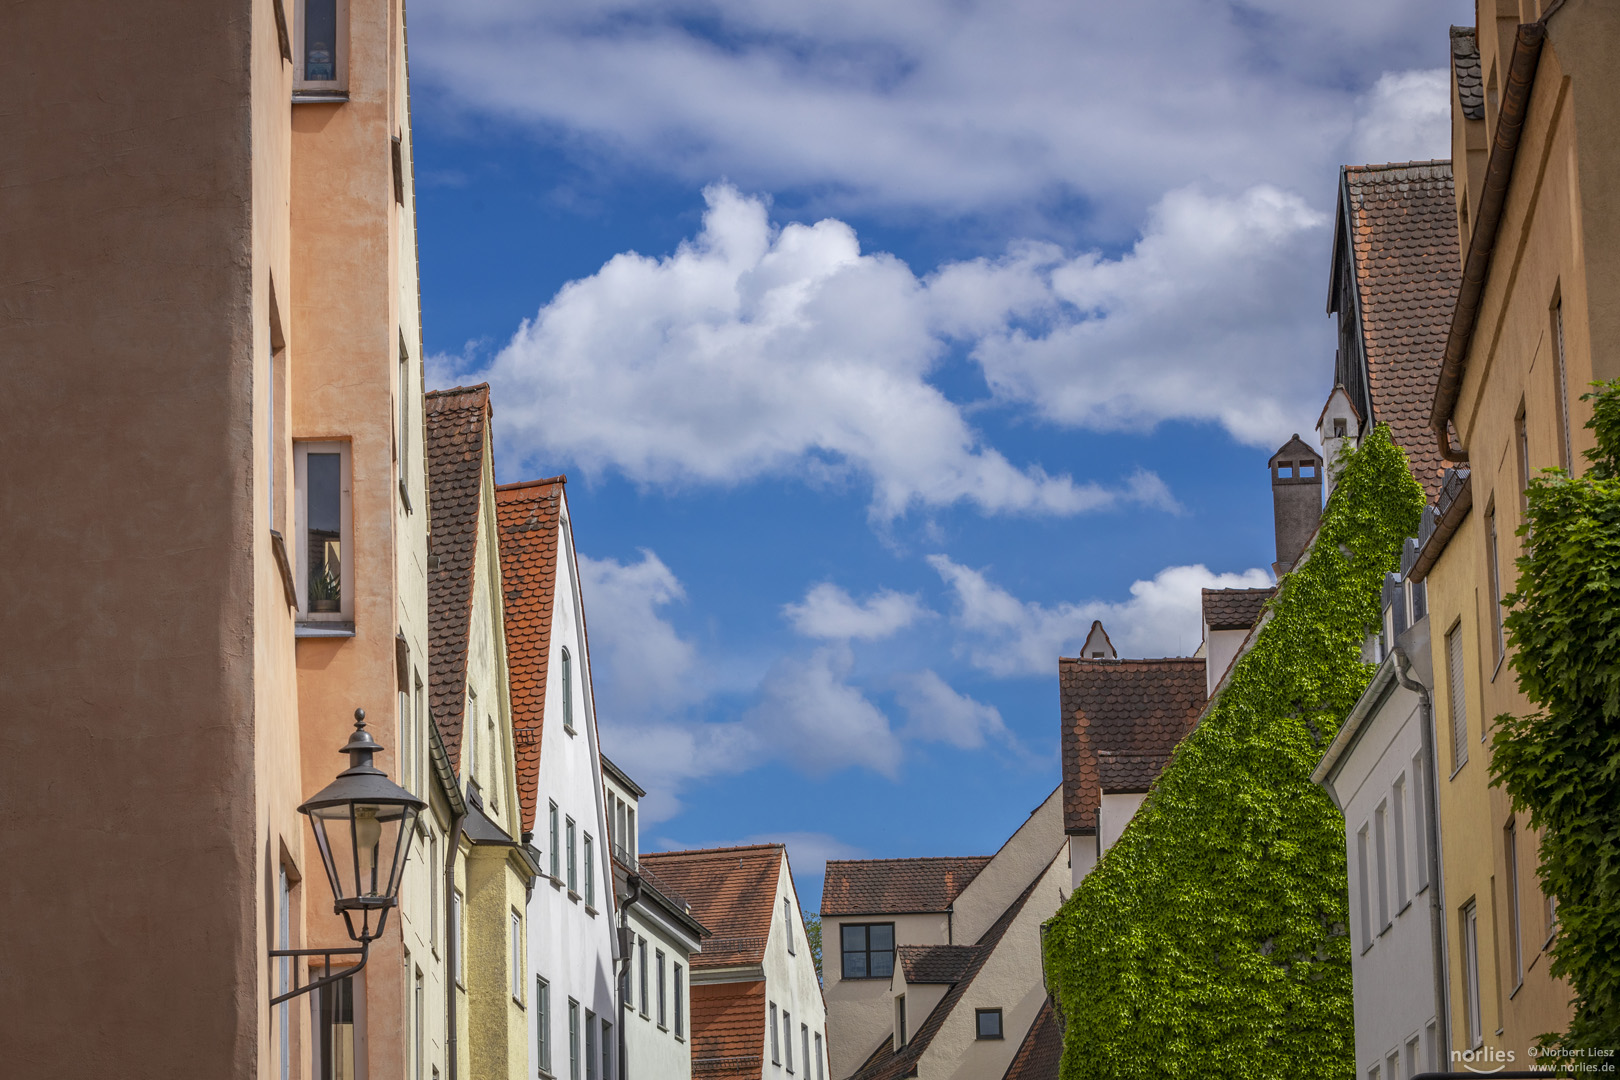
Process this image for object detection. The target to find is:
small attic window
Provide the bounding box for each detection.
[1090,651,1104,658]
[1333,418,1348,438]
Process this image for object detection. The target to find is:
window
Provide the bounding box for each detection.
[561,647,575,732]
[316,975,356,1080]
[1461,900,1483,1049]
[801,1025,810,1080]
[1515,404,1532,521]
[770,1002,780,1064]
[537,978,552,1075]
[673,964,684,1037]
[566,818,578,894]
[414,965,425,1080]
[626,807,636,859]
[586,1010,597,1080]
[398,334,412,508]
[1387,1051,1400,1080]
[1426,1021,1440,1072]
[975,1008,1003,1040]
[1554,297,1573,469]
[784,897,795,955]
[656,950,667,1027]
[815,1033,824,1080]
[1374,801,1390,930]
[638,937,649,1016]
[840,923,895,979]
[783,1009,794,1071]
[1392,778,1408,908]
[569,1000,581,1080]
[584,834,596,908]
[1411,752,1430,891]
[1546,886,1560,943]
[1406,1035,1421,1080]
[294,0,347,93]
[295,441,352,621]
[1368,1065,1380,1080]
[895,996,907,1048]
[550,803,561,880]
[278,864,293,1080]
[1506,820,1523,987]
[1447,623,1468,771]
[414,673,426,796]
[1486,501,1504,668]
[1356,824,1373,950]
[512,911,524,1001]
[452,889,465,987]
[601,1019,613,1080]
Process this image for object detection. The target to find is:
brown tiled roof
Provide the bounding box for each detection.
[848,873,1046,1080]
[495,476,565,835]
[1451,27,1485,121]
[1000,999,1061,1080]
[690,980,766,1078]
[1096,751,1171,793]
[639,845,783,969]
[1201,587,1275,632]
[425,385,491,773]
[820,856,991,916]
[1342,161,1459,501]
[1060,658,1205,834]
[897,944,978,985]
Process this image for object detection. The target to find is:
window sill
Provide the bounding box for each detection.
[293,89,349,103]
[1397,899,1413,917]
[975,1036,1005,1042]
[657,1024,668,1033]
[296,621,355,638]
[585,905,598,918]
[567,890,581,904]
[1378,922,1393,937]
[1449,757,1469,781]
[1509,980,1524,1001]
[550,876,564,890]
[564,725,577,737]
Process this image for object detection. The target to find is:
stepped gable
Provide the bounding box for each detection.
[847,874,1046,1080]
[690,980,767,1078]
[1000,998,1062,1080]
[495,475,565,834]
[1060,657,1206,834]
[1342,161,1459,500]
[639,844,783,969]
[820,856,991,916]
[425,385,491,773]
[897,944,979,985]
[1202,587,1275,632]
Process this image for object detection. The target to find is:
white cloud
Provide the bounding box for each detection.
[929,555,1273,675]
[893,669,1008,750]
[410,0,1461,223]
[746,644,903,778]
[784,583,928,640]
[454,184,1186,519]
[1350,70,1452,166]
[578,550,700,716]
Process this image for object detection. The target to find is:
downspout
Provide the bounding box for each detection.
[618,873,643,1080]
[1394,646,1451,1067]
[1430,20,1546,462]
[444,808,466,1080]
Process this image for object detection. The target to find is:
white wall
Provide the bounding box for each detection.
[825,911,947,1079]
[1097,792,1147,859]
[1205,627,1249,697]
[762,851,829,1080]
[1322,680,1441,1078]
[527,496,620,1080]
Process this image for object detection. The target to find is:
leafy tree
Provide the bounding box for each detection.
[803,911,824,984]
[1491,381,1620,1052]
[1043,424,1423,1080]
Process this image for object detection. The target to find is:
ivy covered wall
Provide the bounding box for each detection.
[1043,425,1425,1080]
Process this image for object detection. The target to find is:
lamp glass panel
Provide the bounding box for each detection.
[309,800,418,902]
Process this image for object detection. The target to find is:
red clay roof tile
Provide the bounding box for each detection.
[1201,587,1276,632]
[639,845,783,970]
[1000,998,1061,1080]
[820,856,991,917]
[690,980,766,1078]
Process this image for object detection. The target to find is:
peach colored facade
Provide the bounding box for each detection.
[1419,0,1620,1061]
[1,0,443,1076]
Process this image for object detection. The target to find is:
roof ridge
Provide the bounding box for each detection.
[824,854,989,866]
[425,382,491,398]
[643,842,785,859]
[1344,159,1453,174]
[1058,655,1203,665]
[497,475,568,493]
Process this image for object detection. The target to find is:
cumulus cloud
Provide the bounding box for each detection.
[410,0,1459,222]
[929,555,1273,675]
[893,669,1009,750]
[746,644,903,778]
[578,550,699,716]
[784,583,928,641]
[1350,70,1452,166]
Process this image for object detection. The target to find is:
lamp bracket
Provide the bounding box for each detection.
[269,941,370,1006]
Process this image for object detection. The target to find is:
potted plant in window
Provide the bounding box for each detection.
[310,561,341,613]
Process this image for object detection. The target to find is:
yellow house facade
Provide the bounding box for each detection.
[1412,0,1620,1060]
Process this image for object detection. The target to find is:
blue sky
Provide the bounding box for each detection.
[412,0,1466,907]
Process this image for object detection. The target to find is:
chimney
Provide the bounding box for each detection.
[1270,434,1323,576]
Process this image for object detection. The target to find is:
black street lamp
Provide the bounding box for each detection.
[272,709,426,1005]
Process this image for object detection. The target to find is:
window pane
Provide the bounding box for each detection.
[869,924,893,950]
[870,950,893,978]
[306,452,342,608]
[843,925,867,951]
[842,951,866,979]
[304,0,338,80]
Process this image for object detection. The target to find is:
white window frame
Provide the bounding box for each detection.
[569,999,581,1080]
[783,1009,793,1072]
[1392,777,1408,908]
[293,440,353,623]
[815,1032,824,1080]
[452,889,465,988]
[770,1002,780,1064]
[673,963,684,1039]
[584,833,595,908]
[512,910,524,1002]
[293,0,349,95]
[1374,801,1391,931]
[1356,824,1373,952]
[656,949,667,1028]
[549,803,561,880]
[1462,900,1483,1049]
[785,896,795,955]
[566,818,578,895]
[537,977,552,1075]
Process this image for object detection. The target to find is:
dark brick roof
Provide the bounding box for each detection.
[897,944,978,985]
[1096,751,1171,793]
[1000,999,1061,1080]
[495,476,565,835]
[640,845,783,970]
[690,980,766,1078]
[1452,27,1485,121]
[1060,658,1205,834]
[1342,161,1459,501]
[1201,587,1275,632]
[425,385,491,774]
[848,874,1044,1080]
[821,856,991,916]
